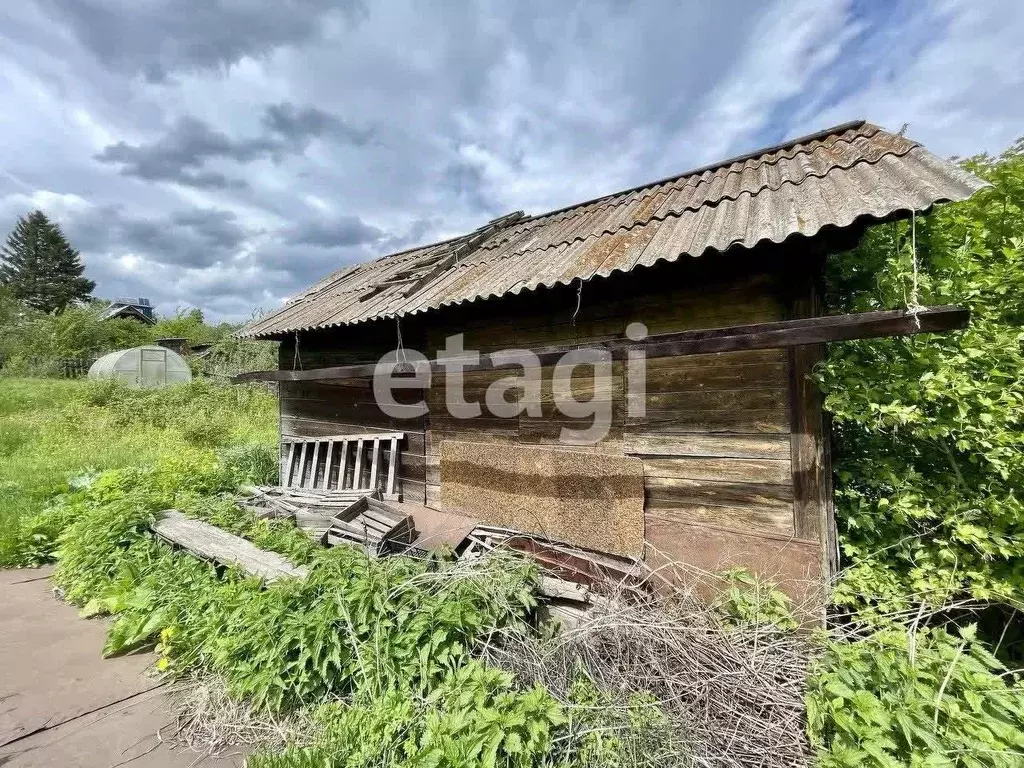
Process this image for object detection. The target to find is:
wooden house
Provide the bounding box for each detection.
[238,121,984,596]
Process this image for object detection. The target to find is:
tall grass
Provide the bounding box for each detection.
[0,377,277,563]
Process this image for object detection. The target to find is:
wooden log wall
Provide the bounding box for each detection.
[278,321,430,503]
[277,249,833,591]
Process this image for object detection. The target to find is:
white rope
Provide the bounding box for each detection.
[395,317,407,365]
[572,278,583,325]
[293,331,302,371]
[907,209,923,329]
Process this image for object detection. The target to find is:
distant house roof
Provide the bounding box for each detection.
[239,120,987,340]
[101,302,157,325]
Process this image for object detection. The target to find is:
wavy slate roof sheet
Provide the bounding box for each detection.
[240,120,986,339]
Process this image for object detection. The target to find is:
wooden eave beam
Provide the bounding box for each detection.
[234,305,969,383]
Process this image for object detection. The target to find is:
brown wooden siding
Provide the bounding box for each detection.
[277,251,830,589]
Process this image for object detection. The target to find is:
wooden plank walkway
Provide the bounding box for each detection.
[152,511,308,582]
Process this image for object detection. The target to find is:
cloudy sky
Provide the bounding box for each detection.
[1,0,1021,322]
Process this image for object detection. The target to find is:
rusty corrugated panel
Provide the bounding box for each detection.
[239,121,988,338]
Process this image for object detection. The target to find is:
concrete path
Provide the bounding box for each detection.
[0,568,245,767]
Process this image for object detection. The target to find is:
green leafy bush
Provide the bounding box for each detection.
[251,662,565,768]
[807,621,1024,767]
[811,140,1024,766]
[820,140,1024,608]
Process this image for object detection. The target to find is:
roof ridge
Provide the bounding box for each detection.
[495,119,869,233]
[479,140,919,259]
[483,123,887,249]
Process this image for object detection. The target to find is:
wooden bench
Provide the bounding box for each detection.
[281,432,404,501]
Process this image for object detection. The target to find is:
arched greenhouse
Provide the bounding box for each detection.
[88,345,192,387]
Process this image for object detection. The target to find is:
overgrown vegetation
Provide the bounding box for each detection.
[0,378,277,565]
[21,448,574,767]
[808,141,1024,765]
[0,289,278,376]
[808,617,1024,767]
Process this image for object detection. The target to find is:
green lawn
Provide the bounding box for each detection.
[0,377,277,551]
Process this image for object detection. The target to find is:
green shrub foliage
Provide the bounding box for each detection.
[808,621,1024,767]
[807,141,1024,766]
[820,139,1024,608]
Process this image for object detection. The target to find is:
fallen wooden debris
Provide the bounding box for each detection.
[538,575,590,602]
[152,510,308,582]
[233,483,651,619]
[323,496,415,556]
[238,484,380,528]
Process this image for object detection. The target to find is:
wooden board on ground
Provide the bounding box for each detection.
[439,441,645,558]
[153,510,308,582]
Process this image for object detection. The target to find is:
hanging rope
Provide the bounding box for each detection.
[395,316,408,365]
[906,209,924,330]
[292,331,303,371]
[572,278,583,326]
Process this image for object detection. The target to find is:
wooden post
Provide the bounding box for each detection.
[785,255,838,579]
[353,439,365,489]
[368,439,382,491]
[338,440,350,490]
[322,441,334,490]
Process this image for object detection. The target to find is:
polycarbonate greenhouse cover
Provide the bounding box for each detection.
[88,345,192,387]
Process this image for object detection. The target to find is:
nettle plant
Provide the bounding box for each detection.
[819,139,1024,609]
[807,621,1024,767]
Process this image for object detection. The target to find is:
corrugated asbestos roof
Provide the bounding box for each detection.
[240,120,987,339]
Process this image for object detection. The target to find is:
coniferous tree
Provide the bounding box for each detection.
[0,210,95,313]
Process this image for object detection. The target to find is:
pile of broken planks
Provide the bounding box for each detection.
[460,525,651,626]
[233,485,652,625]
[238,484,379,541]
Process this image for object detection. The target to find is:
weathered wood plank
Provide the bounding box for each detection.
[308,442,320,489]
[644,476,793,508]
[625,408,790,434]
[623,433,792,459]
[632,388,789,413]
[643,361,788,393]
[353,439,364,488]
[641,456,792,485]
[237,306,969,383]
[281,396,425,426]
[321,441,334,490]
[153,511,308,582]
[368,439,381,490]
[284,443,296,486]
[386,437,399,496]
[296,443,308,488]
[643,348,787,369]
[645,502,795,538]
[338,439,350,490]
